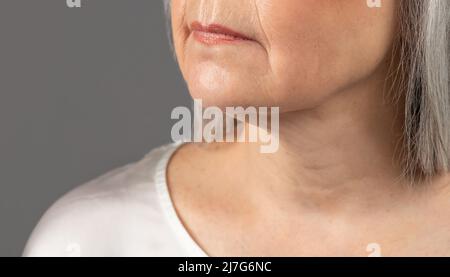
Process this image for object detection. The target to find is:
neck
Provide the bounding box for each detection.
[232,68,415,214]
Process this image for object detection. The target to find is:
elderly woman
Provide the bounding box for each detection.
[24,0,450,257]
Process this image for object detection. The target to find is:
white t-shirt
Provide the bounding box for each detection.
[23,142,208,257]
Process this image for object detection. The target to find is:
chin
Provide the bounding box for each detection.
[187,84,317,114]
[185,74,260,109]
[184,59,327,111]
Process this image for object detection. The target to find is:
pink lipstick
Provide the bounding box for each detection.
[190,21,252,46]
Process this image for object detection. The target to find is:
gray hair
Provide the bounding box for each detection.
[163,0,450,183]
[393,0,450,183]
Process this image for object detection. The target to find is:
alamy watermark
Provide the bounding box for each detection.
[367,0,382,8]
[66,0,382,9]
[366,242,382,257]
[65,242,82,257]
[66,0,82,8]
[171,100,280,154]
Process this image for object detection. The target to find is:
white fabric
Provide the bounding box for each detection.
[23,142,208,257]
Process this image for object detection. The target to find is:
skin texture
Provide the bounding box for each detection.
[172,0,397,109]
[168,0,450,256]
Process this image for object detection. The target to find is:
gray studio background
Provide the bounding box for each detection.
[0,0,191,256]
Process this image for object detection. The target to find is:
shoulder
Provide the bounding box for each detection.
[23,143,181,257]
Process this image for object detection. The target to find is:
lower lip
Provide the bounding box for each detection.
[192,30,249,45]
[190,22,252,46]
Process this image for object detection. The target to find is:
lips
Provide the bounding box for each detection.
[190,21,253,46]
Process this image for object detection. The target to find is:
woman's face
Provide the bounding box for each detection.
[171,0,398,110]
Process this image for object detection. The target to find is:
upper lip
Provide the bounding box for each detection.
[189,21,253,41]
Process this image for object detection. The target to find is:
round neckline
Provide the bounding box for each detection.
[154,141,209,257]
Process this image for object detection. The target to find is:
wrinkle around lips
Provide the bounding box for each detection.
[183,31,274,100]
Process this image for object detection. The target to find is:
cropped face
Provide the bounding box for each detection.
[171,0,398,110]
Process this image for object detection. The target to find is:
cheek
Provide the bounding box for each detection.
[170,0,397,111]
[257,0,397,109]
